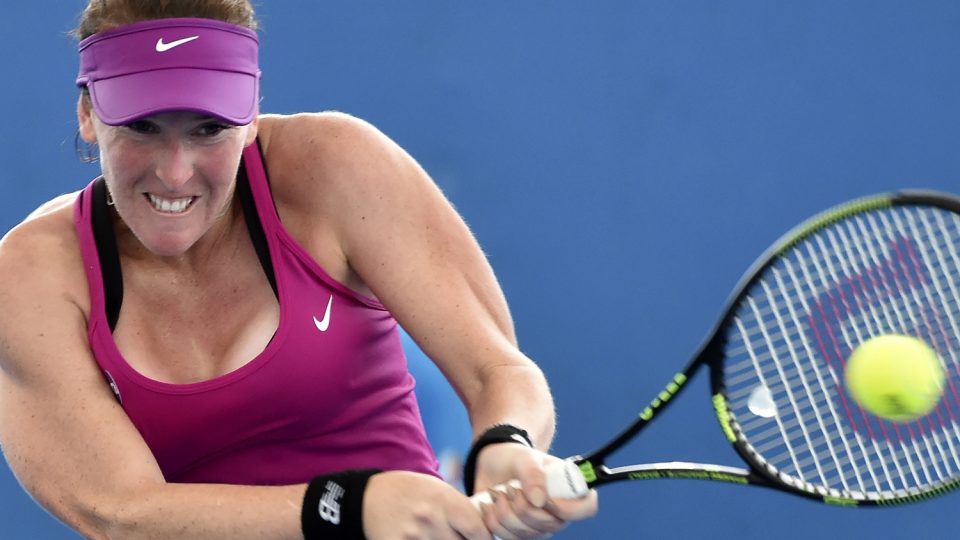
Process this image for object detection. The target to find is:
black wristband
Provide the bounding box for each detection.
[302,469,380,540]
[462,424,533,495]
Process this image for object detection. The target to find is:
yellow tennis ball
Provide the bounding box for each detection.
[845,335,945,421]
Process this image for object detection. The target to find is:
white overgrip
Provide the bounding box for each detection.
[469,459,589,509]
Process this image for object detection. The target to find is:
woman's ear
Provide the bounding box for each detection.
[77,94,97,143]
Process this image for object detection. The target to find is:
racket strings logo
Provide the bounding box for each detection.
[800,234,943,436]
[317,480,344,525]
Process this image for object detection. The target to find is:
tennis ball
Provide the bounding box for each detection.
[845,335,945,421]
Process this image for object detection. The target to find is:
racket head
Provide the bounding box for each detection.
[709,190,960,505]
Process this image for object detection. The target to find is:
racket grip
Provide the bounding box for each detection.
[469,459,588,510]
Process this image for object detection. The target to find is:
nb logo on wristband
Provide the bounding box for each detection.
[318,481,345,525]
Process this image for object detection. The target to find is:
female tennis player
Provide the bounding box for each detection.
[0,1,597,539]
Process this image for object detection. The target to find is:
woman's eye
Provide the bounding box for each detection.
[124,120,158,134]
[196,123,231,137]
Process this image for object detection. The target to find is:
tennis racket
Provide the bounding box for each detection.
[472,190,960,508]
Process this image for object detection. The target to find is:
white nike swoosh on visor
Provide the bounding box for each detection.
[155,35,200,52]
[313,296,334,332]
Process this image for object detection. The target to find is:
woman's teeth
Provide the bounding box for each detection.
[147,194,194,214]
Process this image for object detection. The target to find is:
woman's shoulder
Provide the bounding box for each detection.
[255,112,411,205]
[3,192,81,253]
[0,192,88,307]
[258,112,400,171]
[258,111,384,140]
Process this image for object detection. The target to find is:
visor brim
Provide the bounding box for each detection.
[88,68,259,126]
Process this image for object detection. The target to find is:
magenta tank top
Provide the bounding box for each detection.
[73,142,439,485]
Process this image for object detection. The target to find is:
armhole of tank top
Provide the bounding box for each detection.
[241,139,388,311]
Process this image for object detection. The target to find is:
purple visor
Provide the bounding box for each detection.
[77,18,260,126]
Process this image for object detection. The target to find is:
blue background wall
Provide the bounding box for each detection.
[3,1,960,538]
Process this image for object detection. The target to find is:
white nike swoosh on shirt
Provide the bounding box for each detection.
[313,296,334,332]
[155,36,200,52]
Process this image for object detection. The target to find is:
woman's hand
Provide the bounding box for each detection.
[472,444,599,539]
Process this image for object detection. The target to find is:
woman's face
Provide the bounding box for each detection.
[79,99,258,257]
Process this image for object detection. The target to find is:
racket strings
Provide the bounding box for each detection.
[881,210,960,481]
[812,215,942,489]
[721,205,960,500]
[806,210,958,491]
[825,209,960,486]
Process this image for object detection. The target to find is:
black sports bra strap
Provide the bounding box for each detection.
[91,178,124,331]
[237,141,279,298]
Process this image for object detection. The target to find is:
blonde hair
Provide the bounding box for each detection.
[73,0,258,40]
